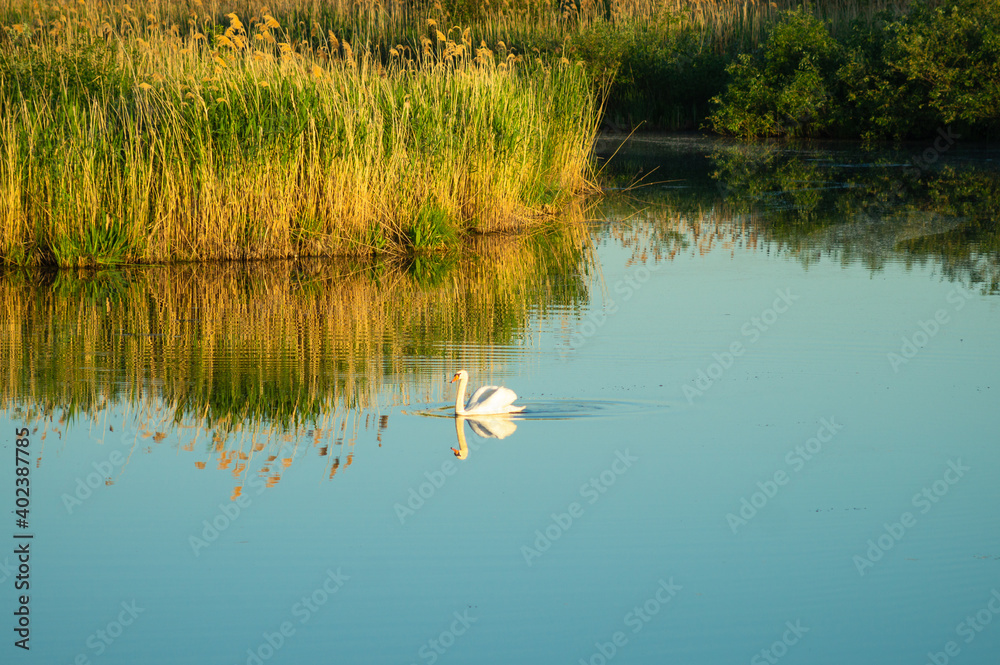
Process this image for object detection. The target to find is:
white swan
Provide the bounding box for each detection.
[451,370,525,416]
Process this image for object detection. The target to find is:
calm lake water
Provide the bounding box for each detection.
[3,136,999,665]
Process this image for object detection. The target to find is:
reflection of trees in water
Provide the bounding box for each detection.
[596,140,1000,292]
[0,226,590,494]
[599,202,762,265]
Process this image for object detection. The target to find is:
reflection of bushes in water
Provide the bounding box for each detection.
[594,140,1000,291]
[710,145,1000,288]
[0,225,590,470]
[711,147,835,218]
[8,393,379,501]
[595,197,694,260]
[895,170,1000,293]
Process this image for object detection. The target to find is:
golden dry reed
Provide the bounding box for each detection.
[0,0,600,266]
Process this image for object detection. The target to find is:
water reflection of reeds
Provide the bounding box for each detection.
[0,225,591,494]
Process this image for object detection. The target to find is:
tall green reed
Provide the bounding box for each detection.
[0,1,599,266]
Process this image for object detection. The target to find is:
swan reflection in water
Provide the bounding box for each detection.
[452,415,518,459]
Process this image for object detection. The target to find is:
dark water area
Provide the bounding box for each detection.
[2,136,998,665]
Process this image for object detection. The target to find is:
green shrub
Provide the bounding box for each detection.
[409,203,456,251]
[709,1,1000,140]
[889,0,1000,129]
[833,13,934,140]
[833,0,1000,140]
[708,9,844,137]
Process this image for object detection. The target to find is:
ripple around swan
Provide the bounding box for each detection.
[404,399,671,420]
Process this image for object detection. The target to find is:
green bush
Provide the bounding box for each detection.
[888,0,1000,129]
[707,9,844,138]
[833,13,934,140]
[709,1,1000,140]
[409,203,456,251]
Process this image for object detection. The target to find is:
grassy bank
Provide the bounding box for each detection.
[0,1,599,266]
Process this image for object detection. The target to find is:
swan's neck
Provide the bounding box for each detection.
[453,417,469,459]
[454,376,468,415]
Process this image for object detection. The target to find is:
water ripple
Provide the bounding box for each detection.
[405,398,670,420]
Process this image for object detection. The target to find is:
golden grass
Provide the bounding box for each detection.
[0,0,600,265]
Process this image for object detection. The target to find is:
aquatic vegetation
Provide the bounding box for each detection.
[0,1,599,266]
[2,0,994,266]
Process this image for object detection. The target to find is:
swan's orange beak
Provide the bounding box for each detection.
[450,375,458,383]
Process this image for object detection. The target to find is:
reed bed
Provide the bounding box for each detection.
[0,0,599,266]
[0,0,930,266]
[0,1,913,56]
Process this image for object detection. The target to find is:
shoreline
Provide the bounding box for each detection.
[3,0,996,266]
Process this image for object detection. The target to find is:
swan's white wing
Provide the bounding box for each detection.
[466,385,498,408]
[465,385,522,415]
